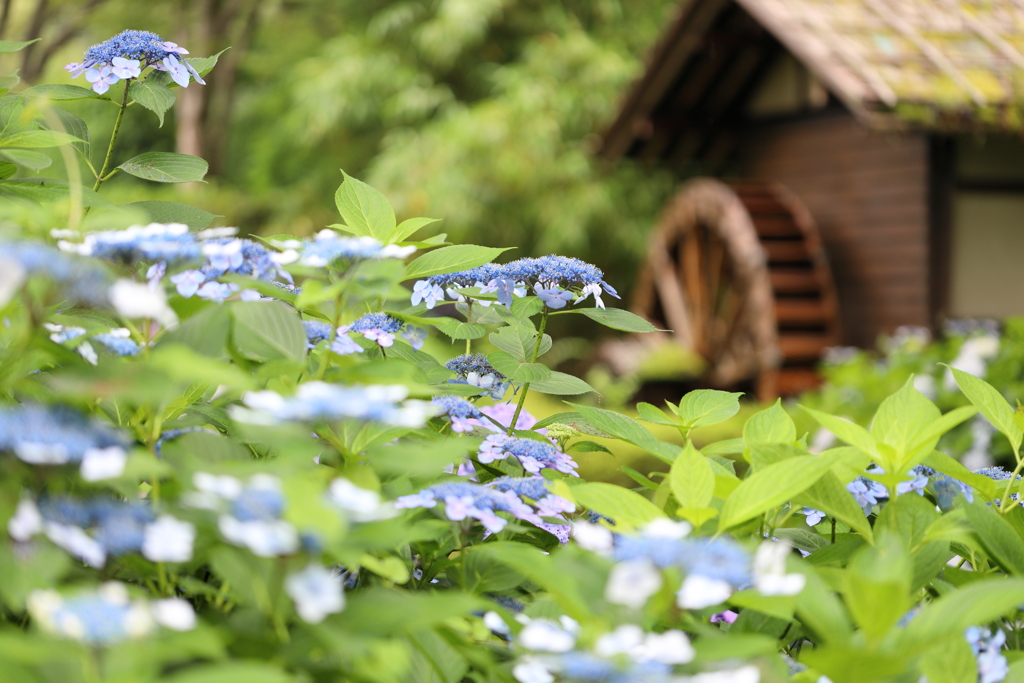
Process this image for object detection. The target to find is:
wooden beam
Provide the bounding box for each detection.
[927,135,955,332]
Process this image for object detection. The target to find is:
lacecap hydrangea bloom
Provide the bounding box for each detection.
[478,434,579,477]
[271,230,415,267]
[445,353,509,399]
[431,395,484,432]
[395,481,549,533]
[66,29,205,94]
[0,239,112,308]
[412,255,618,310]
[230,381,435,427]
[58,223,200,265]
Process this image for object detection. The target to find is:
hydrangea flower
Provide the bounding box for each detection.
[0,240,112,308]
[445,354,510,399]
[488,477,575,518]
[285,564,346,623]
[395,481,544,533]
[413,255,618,310]
[966,626,1008,683]
[325,478,396,522]
[109,279,178,327]
[350,312,404,348]
[28,583,195,645]
[58,223,200,265]
[185,473,299,557]
[0,404,128,480]
[432,395,484,432]
[66,30,205,94]
[272,230,415,267]
[478,434,579,476]
[169,237,289,300]
[232,382,435,427]
[752,540,805,596]
[801,508,825,526]
[304,320,335,347]
[605,558,662,608]
[846,476,888,515]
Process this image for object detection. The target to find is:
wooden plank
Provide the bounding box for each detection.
[774,299,828,324]
[778,332,833,359]
[752,217,803,237]
[770,269,822,293]
[762,240,811,262]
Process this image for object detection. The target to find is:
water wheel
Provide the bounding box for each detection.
[631,178,840,400]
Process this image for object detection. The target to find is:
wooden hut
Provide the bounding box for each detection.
[600,0,1024,397]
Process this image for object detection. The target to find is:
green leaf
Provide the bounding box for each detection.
[117,152,208,183]
[0,178,115,208]
[404,245,511,281]
[230,301,306,361]
[471,543,589,619]
[793,566,854,645]
[701,438,744,455]
[637,402,679,426]
[963,501,1024,575]
[0,130,83,149]
[161,661,295,683]
[120,201,221,231]
[561,307,659,332]
[870,377,942,472]
[0,39,37,53]
[569,482,665,530]
[671,440,714,512]
[900,577,1024,653]
[433,319,486,340]
[333,171,396,239]
[946,364,1023,456]
[42,108,90,157]
[20,84,99,100]
[532,412,612,437]
[567,403,680,462]
[676,389,743,429]
[391,216,439,243]
[796,471,874,540]
[743,399,796,444]
[489,324,537,362]
[727,590,795,621]
[1,149,50,170]
[919,634,978,683]
[529,371,596,395]
[718,455,834,529]
[923,451,997,500]
[0,161,14,179]
[129,80,176,127]
[843,534,912,640]
[802,406,877,457]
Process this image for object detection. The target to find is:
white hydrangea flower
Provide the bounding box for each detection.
[512,657,554,683]
[79,446,127,482]
[109,279,177,327]
[753,541,806,596]
[44,522,105,567]
[677,574,733,609]
[151,598,197,631]
[218,516,299,557]
[684,664,760,683]
[641,518,692,540]
[327,478,396,521]
[8,498,43,542]
[285,564,345,623]
[518,618,576,653]
[635,629,695,665]
[142,515,195,563]
[605,559,662,609]
[572,521,613,553]
[594,624,644,657]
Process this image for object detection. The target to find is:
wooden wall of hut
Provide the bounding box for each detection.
[736,111,930,348]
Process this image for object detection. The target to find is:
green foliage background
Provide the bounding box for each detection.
[0,0,677,292]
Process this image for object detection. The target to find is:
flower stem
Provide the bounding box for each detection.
[91,82,130,195]
[998,458,1024,513]
[507,309,548,436]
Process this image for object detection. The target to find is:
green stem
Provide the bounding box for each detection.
[91,82,130,195]
[507,310,549,436]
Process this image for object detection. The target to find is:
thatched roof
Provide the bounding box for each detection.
[602,0,1024,161]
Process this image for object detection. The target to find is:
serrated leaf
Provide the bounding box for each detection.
[433,319,486,340]
[42,108,90,157]
[117,152,208,183]
[1,149,50,170]
[718,455,834,529]
[404,245,511,281]
[900,577,1024,654]
[567,440,612,454]
[802,406,877,458]
[531,412,612,437]
[0,39,37,53]
[390,216,439,243]
[489,324,537,362]
[333,171,396,240]
[637,402,679,426]
[795,470,874,540]
[963,501,1024,575]
[0,178,115,208]
[530,371,595,395]
[129,80,176,127]
[671,441,714,509]
[120,201,221,231]
[230,301,306,361]
[871,377,942,471]
[743,399,796,444]
[701,438,744,455]
[20,83,99,100]
[677,389,743,429]
[562,307,659,332]
[568,403,680,462]
[569,482,665,530]
[0,130,83,149]
[947,364,1023,456]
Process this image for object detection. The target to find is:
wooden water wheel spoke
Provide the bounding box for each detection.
[631,178,840,399]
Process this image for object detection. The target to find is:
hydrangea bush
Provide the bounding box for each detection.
[3,31,1024,683]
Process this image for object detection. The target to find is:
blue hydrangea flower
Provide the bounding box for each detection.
[168,238,289,300]
[28,584,154,644]
[445,354,509,399]
[478,434,579,476]
[432,395,483,432]
[931,473,974,509]
[91,500,154,556]
[402,326,427,350]
[413,254,617,310]
[0,240,112,307]
[612,534,752,588]
[304,320,335,348]
[395,481,542,533]
[966,626,1008,683]
[232,382,435,427]
[66,30,205,94]
[274,231,416,267]
[802,507,825,526]
[847,476,888,515]
[92,329,141,357]
[488,476,575,517]
[0,405,126,465]
[59,223,200,265]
